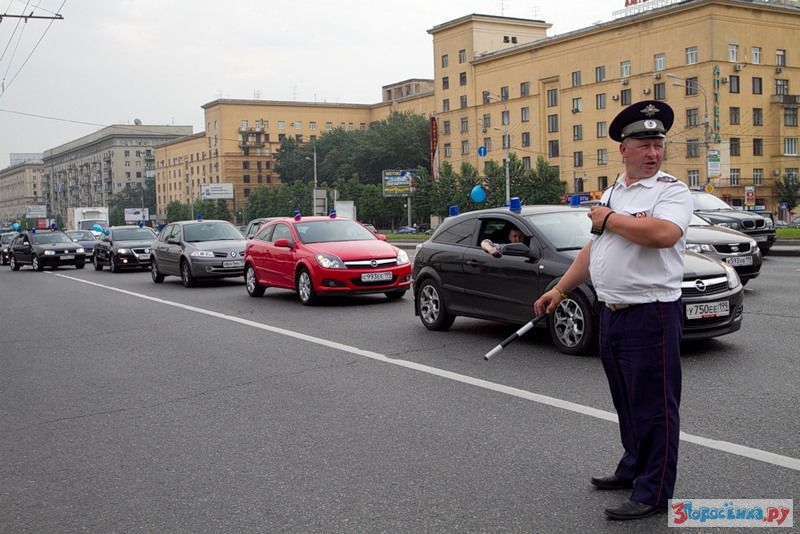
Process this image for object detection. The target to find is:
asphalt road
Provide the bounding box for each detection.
[1,254,798,533]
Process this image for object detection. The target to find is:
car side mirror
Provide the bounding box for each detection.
[501,243,532,257]
[167,238,181,245]
[274,238,292,248]
[375,233,387,241]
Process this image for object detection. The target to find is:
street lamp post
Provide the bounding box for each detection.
[668,73,710,184]
[487,93,511,205]
[305,141,319,215]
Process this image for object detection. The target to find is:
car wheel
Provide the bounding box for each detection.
[109,254,120,273]
[548,291,596,356]
[385,290,406,300]
[75,261,85,270]
[32,255,43,272]
[245,265,265,297]
[180,259,196,288]
[93,254,103,271]
[151,258,164,283]
[416,278,455,331]
[10,255,20,271]
[296,268,317,305]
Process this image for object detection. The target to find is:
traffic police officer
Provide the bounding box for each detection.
[534,100,693,520]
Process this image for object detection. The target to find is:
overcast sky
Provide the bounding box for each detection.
[0,0,626,166]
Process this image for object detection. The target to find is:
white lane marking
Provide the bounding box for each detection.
[54,272,800,473]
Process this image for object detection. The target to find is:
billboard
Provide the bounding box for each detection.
[201,183,234,199]
[382,170,416,197]
[124,208,150,222]
[26,205,47,218]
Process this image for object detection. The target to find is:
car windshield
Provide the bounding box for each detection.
[689,214,712,226]
[31,232,73,244]
[692,193,733,211]
[113,228,156,240]
[183,222,242,242]
[78,220,108,231]
[1,233,16,244]
[525,210,592,250]
[65,230,95,240]
[295,220,376,244]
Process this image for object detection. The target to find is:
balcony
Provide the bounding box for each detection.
[771,94,800,105]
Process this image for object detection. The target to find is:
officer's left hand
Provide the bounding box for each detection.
[589,205,614,232]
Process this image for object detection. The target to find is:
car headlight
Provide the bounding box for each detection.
[721,261,741,290]
[117,248,131,254]
[190,250,215,258]
[716,222,739,230]
[315,253,345,269]
[686,243,712,253]
[764,218,774,229]
[76,247,85,254]
[397,249,410,265]
[144,248,151,254]
[44,250,55,255]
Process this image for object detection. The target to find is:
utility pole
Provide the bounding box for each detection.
[668,74,710,184]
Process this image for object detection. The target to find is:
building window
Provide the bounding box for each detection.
[309,121,317,130]
[776,79,789,95]
[729,75,740,93]
[786,138,799,156]
[752,77,762,95]
[730,168,740,186]
[753,168,764,185]
[295,134,303,142]
[242,161,250,170]
[502,134,510,149]
[687,139,700,158]
[548,140,560,158]
[776,49,786,67]
[688,170,700,187]
[521,107,530,122]
[753,108,763,126]
[620,60,631,78]
[461,140,470,155]
[686,46,698,65]
[243,174,250,183]
[573,124,583,141]
[442,76,449,90]
[572,97,582,113]
[728,44,739,62]
[753,138,763,156]
[654,82,666,100]
[443,120,451,135]
[444,143,452,157]
[730,137,741,156]
[325,122,333,131]
[752,47,761,64]
[459,72,467,86]
[459,49,467,63]
[547,88,558,107]
[520,81,530,97]
[501,110,509,125]
[500,86,509,100]
[785,107,798,127]
[595,65,606,82]
[598,149,608,165]
[547,114,559,133]
[521,132,530,147]
[277,121,285,130]
[687,108,699,127]
[621,89,632,106]
[441,54,448,68]
[571,71,581,87]
[460,95,468,108]
[730,107,740,125]
[460,117,469,133]
[522,156,531,170]
[482,90,491,105]
[483,137,492,153]
[596,93,606,110]
[654,53,666,71]
[684,77,699,96]
[482,114,491,129]
[573,151,583,167]
[596,121,607,138]
[442,98,450,112]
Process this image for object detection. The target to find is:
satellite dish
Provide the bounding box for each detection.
[134,118,142,125]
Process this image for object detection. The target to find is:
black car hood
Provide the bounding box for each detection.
[694,209,764,223]
[682,250,727,278]
[35,243,82,251]
[114,239,154,248]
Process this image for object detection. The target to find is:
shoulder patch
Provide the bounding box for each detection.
[657,175,678,183]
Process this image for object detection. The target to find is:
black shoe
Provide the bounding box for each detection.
[604,499,665,520]
[590,475,634,490]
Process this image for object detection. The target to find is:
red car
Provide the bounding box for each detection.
[244,215,412,304]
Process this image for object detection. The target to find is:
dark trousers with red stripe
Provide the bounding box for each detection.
[599,300,682,509]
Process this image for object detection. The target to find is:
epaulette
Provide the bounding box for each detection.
[657,175,678,183]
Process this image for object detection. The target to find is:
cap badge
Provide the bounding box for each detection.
[640,104,660,117]
[644,120,657,129]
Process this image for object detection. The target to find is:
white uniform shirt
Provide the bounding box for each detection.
[590,170,693,304]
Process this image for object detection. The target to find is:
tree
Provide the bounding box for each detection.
[775,174,800,213]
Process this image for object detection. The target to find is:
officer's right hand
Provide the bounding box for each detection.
[534,288,562,316]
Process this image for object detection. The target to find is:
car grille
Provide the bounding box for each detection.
[713,242,751,254]
[131,246,149,254]
[213,250,245,258]
[343,258,398,268]
[741,219,765,230]
[681,276,728,297]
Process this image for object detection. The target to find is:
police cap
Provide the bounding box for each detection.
[609,100,674,142]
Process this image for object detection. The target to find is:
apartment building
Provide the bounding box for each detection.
[430,0,800,212]
[42,124,192,222]
[0,158,44,222]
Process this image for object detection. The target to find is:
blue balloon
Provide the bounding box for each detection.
[92,223,103,232]
[12,223,20,231]
[471,185,486,203]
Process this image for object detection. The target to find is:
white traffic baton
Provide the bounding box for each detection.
[483,315,546,361]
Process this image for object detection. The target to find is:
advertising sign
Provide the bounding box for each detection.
[124,208,150,222]
[382,170,416,197]
[201,183,234,200]
[26,205,47,218]
[744,186,756,207]
[707,150,721,179]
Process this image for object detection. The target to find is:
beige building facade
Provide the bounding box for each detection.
[0,160,44,222]
[430,0,800,213]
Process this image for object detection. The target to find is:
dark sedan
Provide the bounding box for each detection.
[686,214,761,284]
[9,230,86,271]
[412,205,744,355]
[93,226,157,272]
[150,220,246,287]
[1,231,19,265]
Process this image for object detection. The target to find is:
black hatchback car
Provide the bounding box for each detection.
[412,205,744,355]
[93,225,157,272]
[9,230,86,271]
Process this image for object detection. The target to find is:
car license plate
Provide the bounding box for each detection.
[137,254,149,260]
[725,256,752,266]
[686,300,730,320]
[361,271,393,282]
[754,235,767,242]
[223,260,243,267]
[61,254,75,260]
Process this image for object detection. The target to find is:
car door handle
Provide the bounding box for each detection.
[465,259,481,266]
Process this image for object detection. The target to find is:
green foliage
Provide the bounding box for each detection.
[776,174,800,212]
[108,179,156,225]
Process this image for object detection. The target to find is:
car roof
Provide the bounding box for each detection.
[267,216,356,223]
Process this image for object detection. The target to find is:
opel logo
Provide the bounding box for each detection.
[230,251,236,257]
[694,280,707,292]
[730,244,739,252]
[370,260,377,268]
